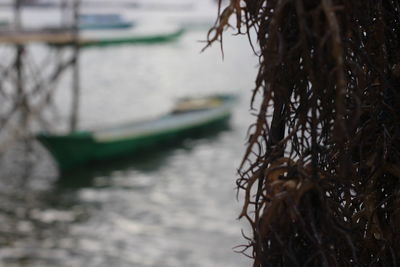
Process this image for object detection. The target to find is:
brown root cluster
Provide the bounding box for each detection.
[207,0,400,266]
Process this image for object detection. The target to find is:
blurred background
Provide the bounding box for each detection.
[0,0,258,266]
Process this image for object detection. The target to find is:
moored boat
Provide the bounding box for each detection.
[79,14,134,30]
[37,94,237,170]
[48,27,185,47]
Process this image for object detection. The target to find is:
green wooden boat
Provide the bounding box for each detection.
[37,94,237,170]
[79,14,134,30]
[49,28,185,47]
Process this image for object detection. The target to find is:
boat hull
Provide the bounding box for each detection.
[79,22,134,30]
[49,28,185,48]
[37,107,232,170]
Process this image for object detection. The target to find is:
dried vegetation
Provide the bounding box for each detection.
[207,0,400,266]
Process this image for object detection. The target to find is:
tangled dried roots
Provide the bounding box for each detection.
[207,0,400,266]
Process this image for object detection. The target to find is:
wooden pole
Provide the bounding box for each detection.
[60,0,73,28]
[14,0,28,130]
[69,0,80,132]
[14,0,23,94]
[14,0,22,30]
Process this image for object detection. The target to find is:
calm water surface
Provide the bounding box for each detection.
[0,3,258,266]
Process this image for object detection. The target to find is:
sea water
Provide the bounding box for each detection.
[0,2,258,266]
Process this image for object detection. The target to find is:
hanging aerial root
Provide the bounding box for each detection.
[207,0,400,266]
